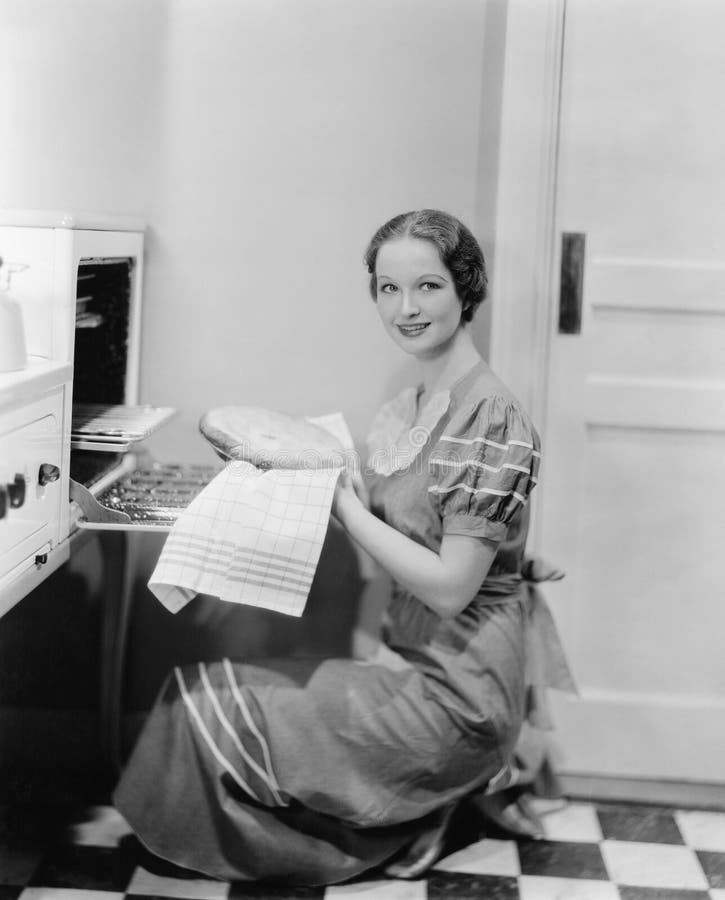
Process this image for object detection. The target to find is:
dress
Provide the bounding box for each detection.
[113,359,541,885]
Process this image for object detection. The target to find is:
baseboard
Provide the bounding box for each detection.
[560,773,725,811]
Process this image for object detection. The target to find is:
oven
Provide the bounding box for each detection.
[0,210,216,617]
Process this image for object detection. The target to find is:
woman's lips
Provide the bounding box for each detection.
[397,323,430,337]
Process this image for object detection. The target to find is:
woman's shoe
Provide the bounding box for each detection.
[383,803,456,879]
[469,790,546,840]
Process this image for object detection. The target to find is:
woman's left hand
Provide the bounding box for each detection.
[332,469,365,525]
[350,470,370,509]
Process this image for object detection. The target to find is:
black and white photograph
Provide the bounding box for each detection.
[0,1,723,898]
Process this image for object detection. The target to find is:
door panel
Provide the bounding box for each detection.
[542,0,725,781]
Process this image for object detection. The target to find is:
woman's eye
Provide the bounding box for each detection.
[379,283,398,294]
[420,281,440,291]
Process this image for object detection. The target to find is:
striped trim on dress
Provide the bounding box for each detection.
[222,657,285,803]
[175,662,287,807]
[430,457,539,481]
[437,434,542,457]
[428,483,529,505]
[175,666,263,802]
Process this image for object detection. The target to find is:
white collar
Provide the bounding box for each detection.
[366,386,451,476]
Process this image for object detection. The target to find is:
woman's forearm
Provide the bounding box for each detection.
[335,491,496,618]
[351,569,390,659]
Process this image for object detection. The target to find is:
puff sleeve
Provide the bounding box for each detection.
[428,395,541,543]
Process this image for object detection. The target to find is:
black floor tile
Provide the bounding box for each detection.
[597,803,684,844]
[517,838,609,880]
[228,884,324,899]
[28,843,136,892]
[696,848,725,889]
[427,871,520,900]
[130,896,229,900]
[129,896,226,900]
[618,889,711,900]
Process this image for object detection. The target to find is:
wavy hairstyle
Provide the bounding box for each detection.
[363,209,488,322]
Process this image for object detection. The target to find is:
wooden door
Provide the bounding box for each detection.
[540,0,725,783]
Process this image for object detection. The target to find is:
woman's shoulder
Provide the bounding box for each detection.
[446,364,539,446]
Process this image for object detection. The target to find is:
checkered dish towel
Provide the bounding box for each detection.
[148,460,343,618]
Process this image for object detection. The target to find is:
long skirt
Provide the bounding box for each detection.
[113,647,519,885]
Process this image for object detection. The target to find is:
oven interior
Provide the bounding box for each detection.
[69,258,217,531]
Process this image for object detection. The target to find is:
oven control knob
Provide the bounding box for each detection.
[0,486,7,519]
[7,473,26,508]
[38,463,60,486]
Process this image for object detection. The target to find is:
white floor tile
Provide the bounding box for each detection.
[531,801,603,843]
[434,837,520,876]
[19,891,125,900]
[69,804,132,847]
[527,797,569,816]
[709,891,725,900]
[326,879,426,900]
[676,809,725,852]
[601,839,709,890]
[125,866,229,898]
[518,875,620,900]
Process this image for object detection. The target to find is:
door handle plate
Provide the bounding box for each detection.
[558,232,586,334]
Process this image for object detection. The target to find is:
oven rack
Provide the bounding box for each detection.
[73,462,220,531]
[71,403,176,452]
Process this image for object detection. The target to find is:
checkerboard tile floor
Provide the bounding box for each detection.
[1,799,724,899]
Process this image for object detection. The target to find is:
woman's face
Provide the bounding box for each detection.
[374,237,463,360]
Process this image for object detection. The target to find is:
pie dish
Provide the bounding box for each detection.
[199,406,345,469]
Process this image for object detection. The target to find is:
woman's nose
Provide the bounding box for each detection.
[399,291,420,317]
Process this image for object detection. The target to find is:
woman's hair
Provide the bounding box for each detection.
[363,209,488,322]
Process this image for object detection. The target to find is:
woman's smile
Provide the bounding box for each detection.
[397,322,430,337]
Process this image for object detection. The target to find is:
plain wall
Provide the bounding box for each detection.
[139,0,495,463]
[0,0,168,216]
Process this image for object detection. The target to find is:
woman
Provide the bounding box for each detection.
[114,209,541,885]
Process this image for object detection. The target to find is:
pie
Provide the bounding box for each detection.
[199,406,345,469]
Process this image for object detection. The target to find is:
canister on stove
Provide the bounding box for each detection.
[0,256,28,373]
